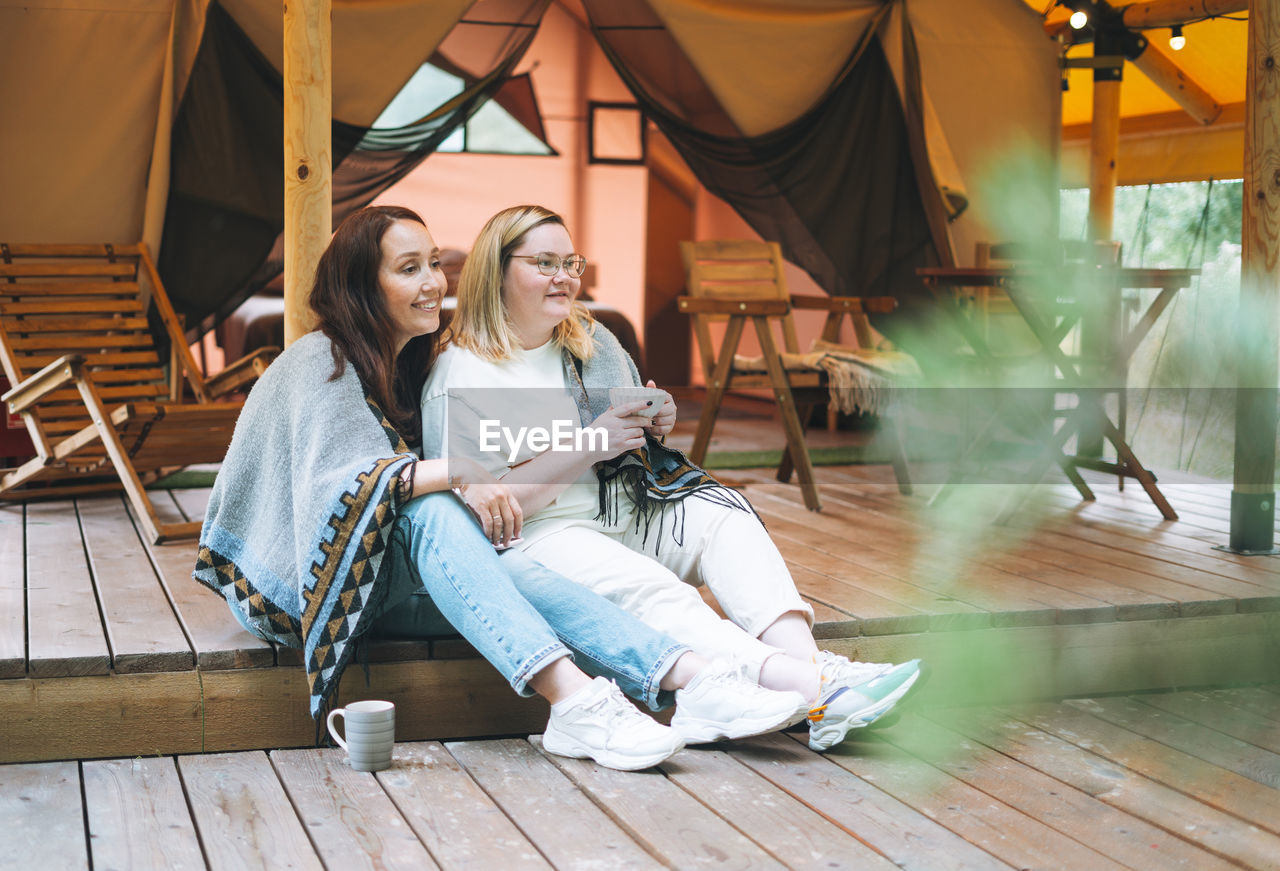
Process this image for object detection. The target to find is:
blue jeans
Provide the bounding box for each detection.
[371,492,687,710]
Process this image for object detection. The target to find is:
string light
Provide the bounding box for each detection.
[1169,25,1186,50]
[1070,9,1088,29]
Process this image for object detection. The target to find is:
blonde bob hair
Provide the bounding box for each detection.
[448,204,595,361]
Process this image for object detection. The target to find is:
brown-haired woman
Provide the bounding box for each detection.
[196,205,808,771]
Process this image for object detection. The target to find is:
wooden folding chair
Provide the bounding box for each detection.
[0,243,278,543]
[678,239,912,511]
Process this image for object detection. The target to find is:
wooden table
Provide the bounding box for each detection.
[918,265,1198,520]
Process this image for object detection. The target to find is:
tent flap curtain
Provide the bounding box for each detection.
[158,0,548,336]
[583,0,951,353]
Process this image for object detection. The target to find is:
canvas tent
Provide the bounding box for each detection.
[0,0,1059,352]
[2,0,1273,551]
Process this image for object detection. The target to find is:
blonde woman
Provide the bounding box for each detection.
[422,205,925,752]
[197,205,811,771]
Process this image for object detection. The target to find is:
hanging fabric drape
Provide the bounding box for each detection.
[581,0,956,354]
[157,0,549,334]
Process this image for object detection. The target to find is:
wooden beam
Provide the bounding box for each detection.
[1062,101,1245,140]
[282,0,331,347]
[1121,0,1248,29]
[1131,42,1223,125]
[1046,1,1248,42]
[1230,0,1280,553]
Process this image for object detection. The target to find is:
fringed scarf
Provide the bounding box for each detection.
[562,321,758,545]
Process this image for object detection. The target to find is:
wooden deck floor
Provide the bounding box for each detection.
[2,394,1279,762]
[4,684,1279,871]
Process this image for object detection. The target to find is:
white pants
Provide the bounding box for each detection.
[520,497,814,683]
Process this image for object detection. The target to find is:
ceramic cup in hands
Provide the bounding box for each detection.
[609,386,671,419]
[326,699,395,771]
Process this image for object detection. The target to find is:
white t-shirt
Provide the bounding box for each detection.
[421,340,604,540]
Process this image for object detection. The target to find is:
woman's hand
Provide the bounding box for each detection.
[450,457,523,547]
[642,379,677,439]
[589,401,651,462]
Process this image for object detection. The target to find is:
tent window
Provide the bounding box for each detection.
[372,63,554,156]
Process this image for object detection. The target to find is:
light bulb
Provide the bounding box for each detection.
[1069,9,1088,29]
[1169,26,1185,50]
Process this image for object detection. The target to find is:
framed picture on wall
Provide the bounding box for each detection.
[588,102,646,165]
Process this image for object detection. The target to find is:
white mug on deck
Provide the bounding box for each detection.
[326,699,396,771]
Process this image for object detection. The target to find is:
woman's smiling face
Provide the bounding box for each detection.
[502,222,579,349]
[378,219,445,352]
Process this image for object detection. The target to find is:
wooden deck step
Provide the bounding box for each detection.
[3,685,1277,871]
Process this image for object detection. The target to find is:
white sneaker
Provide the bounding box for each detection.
[541,677,684,771]
[670,660,809,745]
[816,650,895,685]
[808,658,927,752]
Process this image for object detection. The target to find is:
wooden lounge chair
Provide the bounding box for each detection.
[678,239,913,511]
[0,243,277,543]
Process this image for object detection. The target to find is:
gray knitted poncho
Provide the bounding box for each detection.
[193,332,417,719]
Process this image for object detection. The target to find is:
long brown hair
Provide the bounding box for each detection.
[309,205,437,442]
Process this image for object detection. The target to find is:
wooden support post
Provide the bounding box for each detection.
[1088,79,1121,245]
[1228,0,1280,554]
[282,0,331,347]
[1083,70,1123,458]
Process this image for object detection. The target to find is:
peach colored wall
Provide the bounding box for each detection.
[374,3,649,351]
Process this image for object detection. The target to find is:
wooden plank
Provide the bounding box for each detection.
[785,560,920,634]
[9,316,151,333]
[0,261,136,278]
[943,703,1280,871]
[0,504,24,677]
[131,491,274,670]
[1199,685,1280,723]
[0,671,203,763]
[1139,687,1280,752]
[77,495,193,672]
[812,477,1218,620]
[816,729,1132,871]
[891,712,1244,871]
[82,757,205,871]
[1034,490,1280,594]
[24,350,159,369]
[1063,695,1280,789]
[747,484,1107,625]
[810,477,1187,621]
[447,738,664,869]
[656,747,899,870]
[1,299,142,316]
[1,243,143,257]
[270,747,439,870]
[199,660,550,755]
[179,752,324,871]
[25,499,110,677]
[727,732,1013,870]
[0,761,89,869]
[763,512,987,632]
[821,612,1280,707]
[536,736,792,870]
[0,280,141,296]
[1008,700,1280,835]
[375,741,552,870]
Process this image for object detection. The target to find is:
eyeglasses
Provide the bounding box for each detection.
[510,253,588,279]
